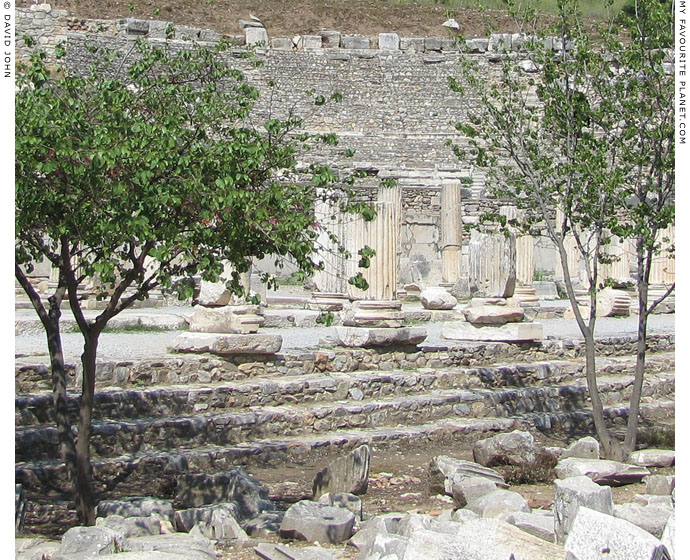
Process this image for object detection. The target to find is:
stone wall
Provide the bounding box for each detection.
[14,7,582,286]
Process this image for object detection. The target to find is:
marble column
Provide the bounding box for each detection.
[468,229,516,299]
[440,181,463,285]
[308,190,349,311]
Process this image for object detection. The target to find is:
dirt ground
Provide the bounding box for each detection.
[18,0,555,39]
[21,433,674,559]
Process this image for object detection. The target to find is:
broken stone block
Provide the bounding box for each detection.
[279,501,355,544]
[466,489,530,518]
[402,519,564,560]
[505,511,556,542]
[661,513,674,559]
[96,514,162,537]
[313,444,371,498]
[420,287,458,310]
[244,512,284,539]
[334,326,427,347]
[597,288,631,317]
[97,497,175,527]
[645,475,675,496]
[554,476,613,544]
[634,494,674,508]
[564,507,663,560]
[124,533,216,559]
[255,543,337,560]
[555,458,650,486]
[175,503,241,533]
[173,332,282,356]
[451,476,497,508]
[628,449,675,468]
[271,37,292,50]
[189,305,264,334]
[613,502,672,538]
[320,30,341,48]
[210,506,249,541]
[60,526,128,556]
[395,513,433,537]
[378,32,400,50]
[463,305,524,325]
[368,533,409,559]
[245,26,268,46]
[472,430,536,468]
[563,436,600,460]
[428,456,508,496]
[317,492,362,520]
[175,468,273,518]
[196,280,232,307]
[441,322,543,342]
[452,509,480,523]
[342,34,370,49]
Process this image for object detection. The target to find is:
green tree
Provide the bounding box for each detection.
[15,38,370,524]
[450,0,673,459]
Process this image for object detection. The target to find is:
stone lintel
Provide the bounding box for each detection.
[173,332,282,355]
[334,327,427,348]
[441,322,543,342]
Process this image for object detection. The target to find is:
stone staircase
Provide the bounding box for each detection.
[15,333,675,503]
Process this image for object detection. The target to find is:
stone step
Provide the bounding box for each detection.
[15,352,675,427]
[15,372,674,463]
[15,332,675,395]
[15,398,674,499]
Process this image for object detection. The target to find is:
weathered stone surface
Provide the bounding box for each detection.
[173,332,282,355]
[420,287,457,310]
[473,430,536,468]
[563,436,600,460]
[555,458,650,486]
[442,322,543,342]
[613,503,672,538]
[628,449,675,468]
[369,533,409,559]
[302,35,321,49]
[245,26,268,46]
[256,543,337,560]
[564,507,662,560]
[271,37,292,50]
[463,305,524,325]
[348,514,401,553]
[320,30,341,48]
[313,444,370,498]
[633,494,674,508]
[554,476,613,544]
[175,503,241,533]
[402,519,564,560]
[279,501,355,544]
[428,456,508,496]
[16,484,27,534]
[318,492,363,520]
[15,538,60,560]
[395,513,433,537]
[342,300,404,328]
[210,506,249,540]
[468,230,516,298]
[597,288,631,317]
[196,280,232,307]
[60,526,128,556]
[644,475,675,496]
[96,514,162,537]
[97,497,175,526]
[244,512,284,539]
[189,305,264,334]
[125,533,216,559]
[334,326,427,347]
[342,34,370,49]
[176,468,273,518]
[505,511,556,542]
[378,32,400,50]
[452,509,480,523]
[451,476,497,508]
[466,489,531,518]
[661,513,674,560]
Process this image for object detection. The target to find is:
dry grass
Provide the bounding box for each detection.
[17,0,617,38]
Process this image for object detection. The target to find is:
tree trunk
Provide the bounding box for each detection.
[47,292,80,501]
[623,262,651,458]
[75,333,99,525]
[582,330,620,459]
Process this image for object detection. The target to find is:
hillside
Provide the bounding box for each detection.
[17,0,568,39]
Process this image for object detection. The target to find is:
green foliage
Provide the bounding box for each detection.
[15,39,375,317]
[315,311,335,326]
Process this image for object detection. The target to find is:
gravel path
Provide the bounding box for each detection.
[14,308,674,364]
